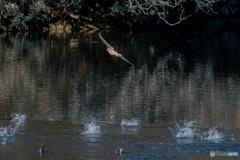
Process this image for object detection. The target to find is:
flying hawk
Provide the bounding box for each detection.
[99,33,134,66]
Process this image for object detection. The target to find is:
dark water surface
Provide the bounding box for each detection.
[0,28,240,159]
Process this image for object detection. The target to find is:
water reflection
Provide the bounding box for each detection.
[121,127,140,135]
[0,29,240,130]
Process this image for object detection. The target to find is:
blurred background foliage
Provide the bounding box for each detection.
[0,0,239,33]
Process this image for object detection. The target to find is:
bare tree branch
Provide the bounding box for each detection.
[123,0,220,26]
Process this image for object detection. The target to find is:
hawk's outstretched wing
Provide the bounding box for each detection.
[99,32,114,50]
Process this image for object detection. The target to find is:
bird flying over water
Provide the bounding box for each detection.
[99,32,134,66]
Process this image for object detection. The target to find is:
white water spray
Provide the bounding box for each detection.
[121,118,140,127]
[81,117,101,135]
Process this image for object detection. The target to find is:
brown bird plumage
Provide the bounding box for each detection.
[116,146,124,155]
[39,142,44,153]
[12,115,19,122]
[99,33,134,66]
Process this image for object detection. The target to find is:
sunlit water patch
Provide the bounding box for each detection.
[121,118,140,127]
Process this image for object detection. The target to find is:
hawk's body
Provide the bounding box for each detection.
[99,33,134,66]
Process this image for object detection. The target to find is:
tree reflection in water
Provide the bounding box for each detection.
[0,29,240,130]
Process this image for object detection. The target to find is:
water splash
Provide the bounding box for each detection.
[169,121,199,138]
[230,134,235,141]
[11,113,27,123]
[0,126,12,137]
[81,118,101,135]
[169,121,226,141]
[0,113,27,144]
[10,113,27,135]
[121,118,140,127]
[1,137,8,144]
[201,127,224,141]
